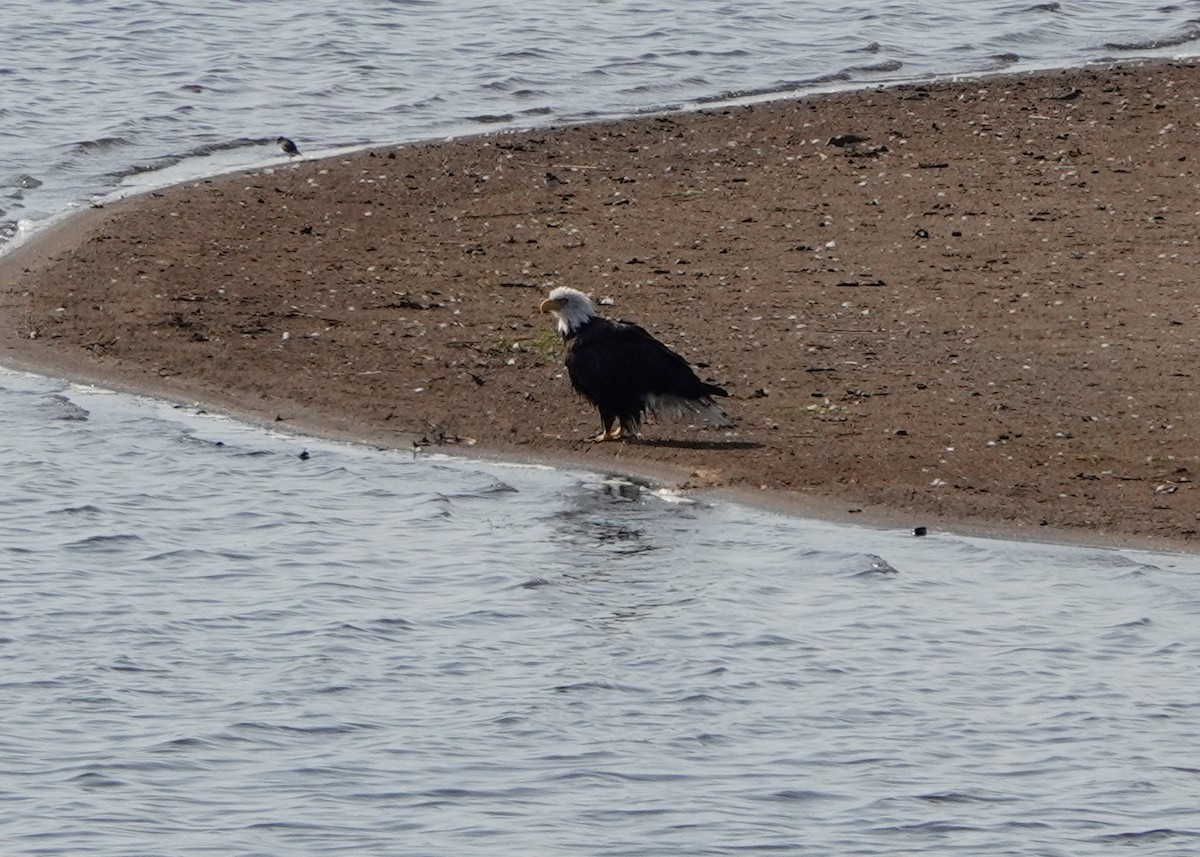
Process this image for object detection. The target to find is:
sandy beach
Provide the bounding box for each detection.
[4,60,1200,548]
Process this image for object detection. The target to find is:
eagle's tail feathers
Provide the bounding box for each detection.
[644,394,734,428]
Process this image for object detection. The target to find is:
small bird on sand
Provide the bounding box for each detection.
[1044,88,1083,102]
[277,136,301,157]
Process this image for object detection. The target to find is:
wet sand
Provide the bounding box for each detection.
[4,60,1200,549]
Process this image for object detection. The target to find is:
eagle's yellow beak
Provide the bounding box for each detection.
[539,297,563,314]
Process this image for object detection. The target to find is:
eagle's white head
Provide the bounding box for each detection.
[539,286,596,337]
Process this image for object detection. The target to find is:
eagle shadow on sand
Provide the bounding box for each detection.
[632,438,762,451]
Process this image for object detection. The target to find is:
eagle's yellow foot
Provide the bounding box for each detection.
[593,426,623,442]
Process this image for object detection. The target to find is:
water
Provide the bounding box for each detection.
[2,368,1199,855]
[4,1,1200,241]
[4,3,1200,853]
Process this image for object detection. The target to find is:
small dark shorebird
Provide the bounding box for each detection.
[277,136,300,157]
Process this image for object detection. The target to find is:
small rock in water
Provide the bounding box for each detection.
[43,393,90,421]
[855,554,900,576]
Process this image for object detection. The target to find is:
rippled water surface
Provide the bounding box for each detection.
[4,1,1200,238]
[3,370,1199,855]
[6,3,1200,853]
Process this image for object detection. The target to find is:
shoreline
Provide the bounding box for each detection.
[1,345,1173,556]
[5,60,1200,552]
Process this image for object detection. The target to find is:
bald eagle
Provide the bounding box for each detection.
[539,287,731,441]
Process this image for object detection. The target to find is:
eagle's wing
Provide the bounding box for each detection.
[609,321,726,398]
[568,320,723,402]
